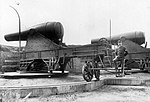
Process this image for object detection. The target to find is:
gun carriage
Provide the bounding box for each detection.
[3,22,150,81]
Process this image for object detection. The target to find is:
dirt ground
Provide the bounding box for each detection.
[24,71,150,102]
[25,85,150,102]
[0,70,150,102]
[102,70,150,80]
[0,70,149,87]
[0,73,85,87]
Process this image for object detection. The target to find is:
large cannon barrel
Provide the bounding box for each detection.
[91,31,145,45]
[4,22,64,44]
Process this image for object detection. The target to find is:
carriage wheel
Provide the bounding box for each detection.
[82,64,93,82]
[141,62,147,70]
[94,70,100,80]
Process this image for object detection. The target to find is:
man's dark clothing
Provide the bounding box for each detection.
[114,45,126,61]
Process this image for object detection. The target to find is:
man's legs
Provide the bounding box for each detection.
[121,59,125,76]
[113,56,119,77]
[113,56,125,77]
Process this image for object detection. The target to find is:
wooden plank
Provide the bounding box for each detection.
[4,60,19,63]
[69,54,95,58]
[21,59,34,62]
[73,50,97,53]
[70,52,105,57]
[20,57,53,61]
[89,67,127,70]
[0,71,69,76]
[2,65,19,68]
[20,62,32,64]
[89,68,115,70]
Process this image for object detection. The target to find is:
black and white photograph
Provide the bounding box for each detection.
[0,0,150,101]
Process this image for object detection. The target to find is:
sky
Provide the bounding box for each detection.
[0,0,150,47]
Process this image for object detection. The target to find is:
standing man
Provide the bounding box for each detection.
[113,40,128,77]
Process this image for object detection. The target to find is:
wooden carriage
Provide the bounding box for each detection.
[3,22,150,81]
[3,22,112,81]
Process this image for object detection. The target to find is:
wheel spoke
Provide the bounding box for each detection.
[82,64,93,82]
[94,70,100,80]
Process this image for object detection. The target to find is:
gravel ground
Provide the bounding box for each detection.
[0,70,149,87]
[25,85,150,102]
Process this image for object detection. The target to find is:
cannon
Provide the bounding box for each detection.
[91,31,145,45]
[3,22,68,74]
[2,21,113,80]
[92,31,150,72]
[2,21,150,81]
[5,22,64,45]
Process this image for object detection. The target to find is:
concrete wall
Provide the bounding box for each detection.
[25,33,59,52]
[23,33,60,59]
